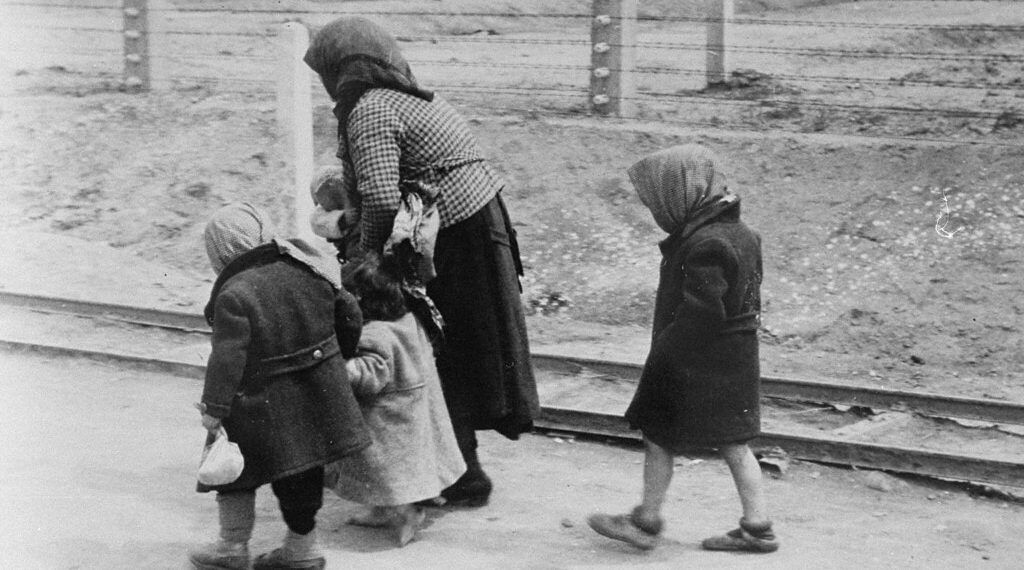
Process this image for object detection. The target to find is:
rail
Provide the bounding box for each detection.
[2,290,1021,489]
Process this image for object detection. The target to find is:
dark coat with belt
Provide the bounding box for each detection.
[625,203,763,450]
[198,244,371,492]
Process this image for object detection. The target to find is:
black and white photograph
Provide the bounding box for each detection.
[1,0,1022,568]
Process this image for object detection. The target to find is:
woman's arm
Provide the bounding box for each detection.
[345,96,406,251]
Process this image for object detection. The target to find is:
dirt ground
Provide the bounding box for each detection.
[2,349,1022,570]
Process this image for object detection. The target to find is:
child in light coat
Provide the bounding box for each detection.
[325,251,466,546]
[587,144,778,554]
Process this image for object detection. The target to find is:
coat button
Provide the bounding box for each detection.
[313,349,323,359]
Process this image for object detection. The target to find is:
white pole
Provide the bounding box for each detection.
[706,0,733,86]
[277,23,315,242]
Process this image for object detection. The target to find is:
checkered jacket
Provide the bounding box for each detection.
[338,89,504,251]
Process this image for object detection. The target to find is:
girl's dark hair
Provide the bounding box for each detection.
[343,252,408,322]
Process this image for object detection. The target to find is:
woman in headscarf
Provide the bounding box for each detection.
[304,17,539,507]
[190,203,371,570]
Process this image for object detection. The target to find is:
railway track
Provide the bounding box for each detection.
[1,291,1022,490]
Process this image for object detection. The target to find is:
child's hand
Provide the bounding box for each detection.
[201,413,222,433]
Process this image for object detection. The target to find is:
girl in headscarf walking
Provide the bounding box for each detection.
[304,17,539,507]
[587,145,779,554]
[190,203,371,570]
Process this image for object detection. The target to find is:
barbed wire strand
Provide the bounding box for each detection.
[442,94,1023,149]
[410,60,1023,92]
[7,2,1024,33]
[8,75,1015,148]
[9,24,1024,63]
[9,53,1019,124]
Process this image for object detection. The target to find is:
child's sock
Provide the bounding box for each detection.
[631,505,664,536]
[701,517,779,553]
[283,528,322,560]
[218,490,255,544]
[739,517,776,539]
[187,491,254,569]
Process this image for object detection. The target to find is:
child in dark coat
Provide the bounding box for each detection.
[189,203,372,570]
[587,144,778,554]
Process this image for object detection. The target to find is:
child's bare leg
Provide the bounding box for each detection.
[586,436,668,550]
[638,437,675,521]
[701,442,779,553]
[718,443,768,524]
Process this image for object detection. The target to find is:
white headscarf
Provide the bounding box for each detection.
[204,202,276,274]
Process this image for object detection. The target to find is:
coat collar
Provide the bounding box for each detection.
[204,244,280,325]
[659,199,741,255]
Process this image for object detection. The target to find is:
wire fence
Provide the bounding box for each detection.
[3,0,1024,146]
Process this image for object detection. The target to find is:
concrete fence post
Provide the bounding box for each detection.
[590,0,637,118]
[276,23,315,242]
[122,0,150,91]
[706,0,733,86]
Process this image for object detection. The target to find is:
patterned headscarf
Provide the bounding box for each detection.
[303,17,433,135]
[628,144,736,238]
[204,203,276,274]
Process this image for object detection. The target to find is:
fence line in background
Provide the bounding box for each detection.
[590,0,636,116]
[4,0,1022,146]
[9,1,1024,32]
[122,0,148,90]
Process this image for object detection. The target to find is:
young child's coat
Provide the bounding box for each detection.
[326,313,466,506]
[199,228,371,493]
[624,144,763,451]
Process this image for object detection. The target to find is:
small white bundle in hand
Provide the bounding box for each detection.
[197,426,244,486]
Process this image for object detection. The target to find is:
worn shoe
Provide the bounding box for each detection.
[346,505,393,528]
[188,540,250,570]
[391,504,427,547]
[701,518,779,553]
[252,548,326,570]
[587,507,663,551]
[440,468,492,507]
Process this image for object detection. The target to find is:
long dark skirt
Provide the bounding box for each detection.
[426,193,539,441]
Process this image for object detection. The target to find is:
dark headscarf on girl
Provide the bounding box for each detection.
[303,17,434,140]
[628,144,739,243]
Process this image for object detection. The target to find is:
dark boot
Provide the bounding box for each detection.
[440,447,492,507]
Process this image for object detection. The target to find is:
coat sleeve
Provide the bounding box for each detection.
[346,96,405,251]
[344,325,394,398]
[334,288,363,358]
[651,237,735,351]
[202,290,252,418]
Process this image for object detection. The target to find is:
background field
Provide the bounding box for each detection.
[1,0,1023,403]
